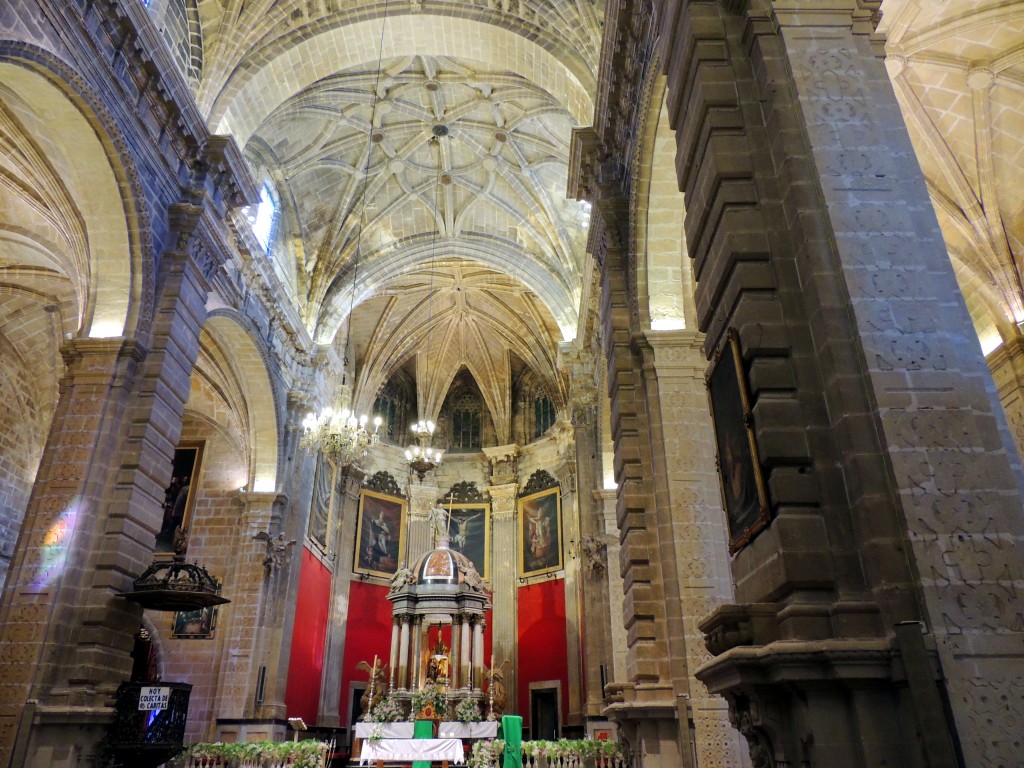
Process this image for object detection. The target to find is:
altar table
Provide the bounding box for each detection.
[359,737,465,766]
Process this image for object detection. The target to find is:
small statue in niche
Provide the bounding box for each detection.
[426,636,450,683]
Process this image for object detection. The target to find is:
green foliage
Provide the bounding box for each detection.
[180,739,328,767]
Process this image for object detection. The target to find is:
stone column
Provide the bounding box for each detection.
[0,238,211,764]
[411,616,423,690]
[397,617,411,691]
[643,330,746,765]
[777,10,1024,764]
[472,618,485,692]
[487,482,517,710]
[214,491,282,721]
[406,482,439,564]
[450,616,462,689]
[319,465,364,726]
[459,618,471,691]
[388,618,400,691]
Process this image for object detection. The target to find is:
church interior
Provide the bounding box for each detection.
[0,0,1022,766]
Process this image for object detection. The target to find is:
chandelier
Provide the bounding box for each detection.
[405,419,443,480]
[301,407,382,466]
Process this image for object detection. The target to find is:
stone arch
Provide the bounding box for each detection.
[317,235,578,344]
[208,14,593,149]
[202,312,282,493]
[0,46,151,341]
[632,76,694,331]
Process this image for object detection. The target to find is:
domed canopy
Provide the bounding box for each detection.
[413,542,477,587]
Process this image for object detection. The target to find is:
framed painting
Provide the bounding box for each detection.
[518,486,562,577]
[444,503,490,580]
[308,452,339,553]
[706,328,770,553]
[172,605,218,639]
[155,442,205,555]
[355,489,407,578]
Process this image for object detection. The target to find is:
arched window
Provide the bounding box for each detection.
[450,391,482,451]
[248,183,278,252]
[534,395,556,438]
[373,375,413,443]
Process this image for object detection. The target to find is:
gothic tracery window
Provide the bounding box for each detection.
[450,390,482,451]
[534,395,556,438]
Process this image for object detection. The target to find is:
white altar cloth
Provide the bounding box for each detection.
[354,722,415,739]
[437,721,499,739]
[359,738,465,765]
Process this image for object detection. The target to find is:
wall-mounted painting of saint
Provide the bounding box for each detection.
[155,442,205,556]
[355,489,407,578]
[707,328,770,553]
[518,486,562,577]
[445,503,490,580]
[172,605,218,639]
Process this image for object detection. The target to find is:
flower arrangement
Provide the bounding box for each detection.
[365,693,405,723]
[408,681,449,721]
[179,739,329,768]
[454,697,482,723]
[466,738,623,768]
[467,738,505,768]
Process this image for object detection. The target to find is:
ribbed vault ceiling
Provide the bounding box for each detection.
[881,0,1024,352]
[252,54,589,342]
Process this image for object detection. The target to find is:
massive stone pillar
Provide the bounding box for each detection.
[641,331,746,765]
[487,481,518,713]
[318,466,365,727]
[645,2,1024,765]
[212,491,282,724]
[0,236,211,765]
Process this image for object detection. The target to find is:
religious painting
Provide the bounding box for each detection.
[355,489,407,578]
[444,503,490,580]
[706,329,770,553]
[308,452,339,553]
[155,442,205,555]
[518,486,562,577]
[171,605,218,639]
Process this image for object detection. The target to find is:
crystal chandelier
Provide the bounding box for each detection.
[301,407,382,466]
[405,419,443,480]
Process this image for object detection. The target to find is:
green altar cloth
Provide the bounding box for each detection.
[413,719,434,768]
[500,715,522,768]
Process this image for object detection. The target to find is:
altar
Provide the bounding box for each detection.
[359,738,465,766]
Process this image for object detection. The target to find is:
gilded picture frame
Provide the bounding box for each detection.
[518,486,562,577]
[443,503,490,580]
[172,604,218,639]
[706,328,770,553]
[354,489,407,578]
[155,441,205,555]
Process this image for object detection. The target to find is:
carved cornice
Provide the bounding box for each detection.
[365,470,403,498]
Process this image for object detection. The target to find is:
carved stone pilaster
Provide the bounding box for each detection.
[487,481,518,715]
[406,483,439,564]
